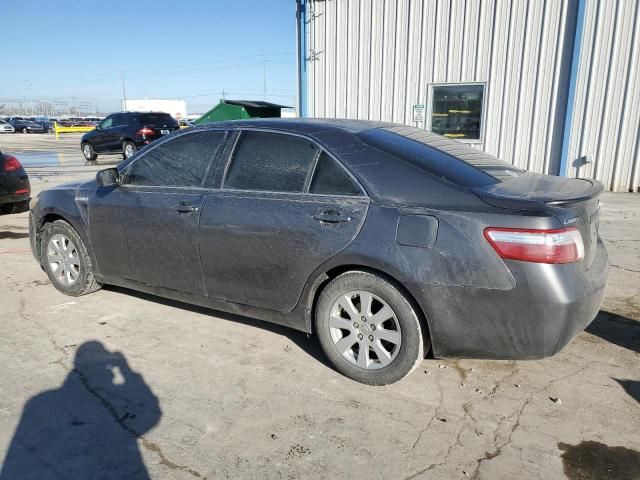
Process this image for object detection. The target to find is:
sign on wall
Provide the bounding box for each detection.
[412,104,425,123]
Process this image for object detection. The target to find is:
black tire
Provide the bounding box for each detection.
[315,270,428,385]
[40,220,101,296]
[122,140,137,159]
[22,127,28,134]
[82,142,97,161]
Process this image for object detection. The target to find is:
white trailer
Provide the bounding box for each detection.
[121,99,187,121]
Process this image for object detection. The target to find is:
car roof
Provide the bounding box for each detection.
[197,117,395,135]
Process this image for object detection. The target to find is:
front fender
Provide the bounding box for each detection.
[30,186,98,272]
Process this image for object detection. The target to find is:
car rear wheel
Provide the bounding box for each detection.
[82,142,97,161]
[40,220,101,296]
[315,271,428,385]
[22,127,28,134]
[123,141,137,159]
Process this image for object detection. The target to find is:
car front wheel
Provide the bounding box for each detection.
[316,270,428,385]
[40,220,101,296]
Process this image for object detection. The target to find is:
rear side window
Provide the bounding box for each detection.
[224,131,320,193]
[309,152,362,196]
[137,113,178,127]
[125,131,225,187]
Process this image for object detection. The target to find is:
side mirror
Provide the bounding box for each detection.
[95,125,101,131]
[96,168,120,187]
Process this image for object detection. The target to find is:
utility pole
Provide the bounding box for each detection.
[262,57,267,100]
[121,65,128,111]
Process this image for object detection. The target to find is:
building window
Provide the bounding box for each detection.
[430,84,485,141]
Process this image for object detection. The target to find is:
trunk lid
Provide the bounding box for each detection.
[473,173,603,269]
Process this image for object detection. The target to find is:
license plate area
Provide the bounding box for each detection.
[161,129,170,135]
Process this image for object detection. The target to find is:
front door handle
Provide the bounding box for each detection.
[174,203,199,214]
[313,209,351,224]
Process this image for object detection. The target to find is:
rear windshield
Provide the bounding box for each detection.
[358,126,524,187]
[136,113,178,127]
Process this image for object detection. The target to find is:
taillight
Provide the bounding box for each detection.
[3,154,22,172]
[137,127,154,136]
[484,227,585,264]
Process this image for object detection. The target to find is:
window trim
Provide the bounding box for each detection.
[120,129,229,189]
[427,82,487,144]
[220,128,368,198]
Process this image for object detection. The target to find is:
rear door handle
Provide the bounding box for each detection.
[174,203,199,213]
[313,209,351,224]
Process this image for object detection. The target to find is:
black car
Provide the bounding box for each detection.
[80,111,179,161]
[0,151,30,215]
[8,118,45,134]
[29,119,609,385]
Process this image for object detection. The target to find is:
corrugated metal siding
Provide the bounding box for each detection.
[304,0,640,191]
[566,0,640,191]
[306,0,575,176]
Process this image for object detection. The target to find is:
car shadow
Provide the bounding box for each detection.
[103,285,335,371]
[0,341,160,479]
[585,310,640,354]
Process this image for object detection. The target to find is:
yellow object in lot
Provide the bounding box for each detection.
[54,122,95,140]
[444,133,467,138]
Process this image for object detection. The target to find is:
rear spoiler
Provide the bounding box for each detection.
[472,173,604,210]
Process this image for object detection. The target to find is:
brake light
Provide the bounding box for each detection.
[484,227,585,264]
[3,155,22,172]
[137,127,154,136]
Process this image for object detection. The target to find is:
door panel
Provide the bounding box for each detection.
[199,191,369,312]
[89,186,206,296]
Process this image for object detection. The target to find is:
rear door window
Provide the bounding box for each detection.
[309,152,362,196]
[125,131,225,187]
[224,131,320,193]
[137,113,178,128]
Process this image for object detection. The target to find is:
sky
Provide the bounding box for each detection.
[0,0,297,114]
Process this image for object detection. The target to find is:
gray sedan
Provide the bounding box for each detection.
[28,119,609,385]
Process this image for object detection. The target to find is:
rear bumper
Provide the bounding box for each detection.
[411,238,609,359]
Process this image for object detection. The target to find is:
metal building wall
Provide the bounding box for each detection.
[305,0,577,175]
[565,0,640,191]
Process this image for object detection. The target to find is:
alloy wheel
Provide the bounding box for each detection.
[329,290,402,369]
[47,233,80,287]
[125,143,135,158]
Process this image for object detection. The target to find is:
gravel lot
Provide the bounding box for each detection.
[0,134,638,479]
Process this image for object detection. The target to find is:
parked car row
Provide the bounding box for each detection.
[0,116,104,133]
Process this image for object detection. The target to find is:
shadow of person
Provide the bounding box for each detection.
[0,341,161,480]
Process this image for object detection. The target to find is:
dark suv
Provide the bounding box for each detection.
[80,112,179,161]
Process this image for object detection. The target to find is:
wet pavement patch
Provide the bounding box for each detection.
[558,441,640,480]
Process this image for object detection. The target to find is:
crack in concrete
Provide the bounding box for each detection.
[469,394,532,480]
[409,375,444,458]
[610,264,640,274]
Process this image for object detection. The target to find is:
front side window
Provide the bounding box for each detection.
[125,131,225,187]
[224,131,320,193]
[99,116,113,129]
[431,84,484,141]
